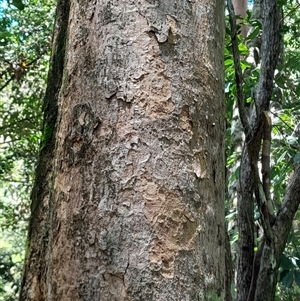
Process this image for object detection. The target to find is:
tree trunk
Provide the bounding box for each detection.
[20,1,226,300]
[227,0,300,300]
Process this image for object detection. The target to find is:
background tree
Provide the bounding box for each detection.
[226,0,300,300]
[0,0,55,299]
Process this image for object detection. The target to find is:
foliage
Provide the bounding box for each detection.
[0,0,55,299]
[0,227,25,300]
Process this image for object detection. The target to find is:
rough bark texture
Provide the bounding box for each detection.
[236,149,255,301]
[20,1,226,300]
[225,230,234,301]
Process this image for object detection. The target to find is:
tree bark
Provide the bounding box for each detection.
[20,1,226,300]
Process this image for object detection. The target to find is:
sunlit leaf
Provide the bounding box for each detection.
[225,58,233,66]
[238,43,248,55]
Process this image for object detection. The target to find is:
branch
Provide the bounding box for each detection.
[227,0,250,134]
[261,111,274,220]
[274,164,300,255]
[247,238,265,301]
[0,75,14,91]
[0,118,36,132]
[227,1,257,299]
[255,0,281,113]
[0,50,48,92]
[269,110,294,132]
[251,165,300,301]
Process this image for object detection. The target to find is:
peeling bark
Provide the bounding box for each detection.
[20,1,226,300]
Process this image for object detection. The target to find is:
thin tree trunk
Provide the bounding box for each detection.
[20,1,226,300]
[228,0,299,300]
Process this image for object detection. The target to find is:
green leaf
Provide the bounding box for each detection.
[238,43,248,55]
[280,269,290,281]
[0,31,12,38]
[224,59,233,67]
[247,27,260,40]
[281,270,294,288]
[280,254,295,270]
[240,60,252,70]
[294,152,300,164]
[275,74,286,89]
[294,270,300,287]
[12,0,25,10]
[295,80,300,96]
[276,150,288,164]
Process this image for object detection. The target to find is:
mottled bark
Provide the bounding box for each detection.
[20,1,226,300]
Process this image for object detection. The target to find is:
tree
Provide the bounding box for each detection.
[0,1,55,299]
[19,1,226,300]
[226,0,300,300]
